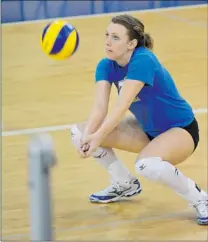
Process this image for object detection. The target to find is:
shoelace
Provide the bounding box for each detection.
[102,180,126,193]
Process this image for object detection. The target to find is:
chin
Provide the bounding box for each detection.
[106,53,117,60]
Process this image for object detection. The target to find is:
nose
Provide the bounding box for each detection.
[106,37,112,46]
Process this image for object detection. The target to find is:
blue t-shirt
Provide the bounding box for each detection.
[95,47,194,137]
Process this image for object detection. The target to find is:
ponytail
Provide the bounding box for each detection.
[143,33,154,50]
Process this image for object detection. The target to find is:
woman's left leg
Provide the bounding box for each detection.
[135,127,208,225]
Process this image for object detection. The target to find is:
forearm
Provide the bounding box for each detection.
[84,106,107,135]
[95,102,127,140]
[83,81,111,136]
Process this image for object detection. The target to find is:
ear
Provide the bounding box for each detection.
[128,39,138,50]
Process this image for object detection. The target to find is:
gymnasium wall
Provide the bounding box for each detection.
[1,0,207,23]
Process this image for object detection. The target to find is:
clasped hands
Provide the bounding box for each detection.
[78,132,103,158]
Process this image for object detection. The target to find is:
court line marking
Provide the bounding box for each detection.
[1,208,194,240]
[1,108,207,137]
[2,3,207,26]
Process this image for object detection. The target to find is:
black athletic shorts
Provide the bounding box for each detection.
[145,118,199,151]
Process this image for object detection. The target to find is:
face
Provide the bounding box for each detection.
[105,23,136,61]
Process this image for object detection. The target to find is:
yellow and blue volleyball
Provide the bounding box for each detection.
[40,20,79,60]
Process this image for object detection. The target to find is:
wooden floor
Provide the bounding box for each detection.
[2,5,208,241]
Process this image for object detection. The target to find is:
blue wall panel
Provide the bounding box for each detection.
[1,0,207,24]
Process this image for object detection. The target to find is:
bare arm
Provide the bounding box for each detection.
[94,80,144,140]
[83,81,112,136]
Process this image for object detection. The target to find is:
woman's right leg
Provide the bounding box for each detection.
[70,115,150,203]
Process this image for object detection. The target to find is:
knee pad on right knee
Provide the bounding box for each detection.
[70,124,82,148]
[135,157,163,181]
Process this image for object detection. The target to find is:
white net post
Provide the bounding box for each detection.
[28,133,57,241]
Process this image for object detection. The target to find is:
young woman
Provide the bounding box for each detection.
[71,14,207,225]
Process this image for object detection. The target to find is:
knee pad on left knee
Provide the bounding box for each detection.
[135,157,164,181]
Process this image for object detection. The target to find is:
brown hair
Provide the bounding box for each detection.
[111,14,153,50]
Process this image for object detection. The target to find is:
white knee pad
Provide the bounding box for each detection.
[70,124,82,149]
[135,157,164,181]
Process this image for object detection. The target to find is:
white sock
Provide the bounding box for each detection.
[92,147,133,184]
[161,161,205,204]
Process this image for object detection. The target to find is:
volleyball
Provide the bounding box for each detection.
[40,20,79,60]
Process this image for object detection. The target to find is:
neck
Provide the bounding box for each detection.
[116,50,133,67]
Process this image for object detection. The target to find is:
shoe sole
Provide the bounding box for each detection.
[197,218,208,225]
[89,187,142,204]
